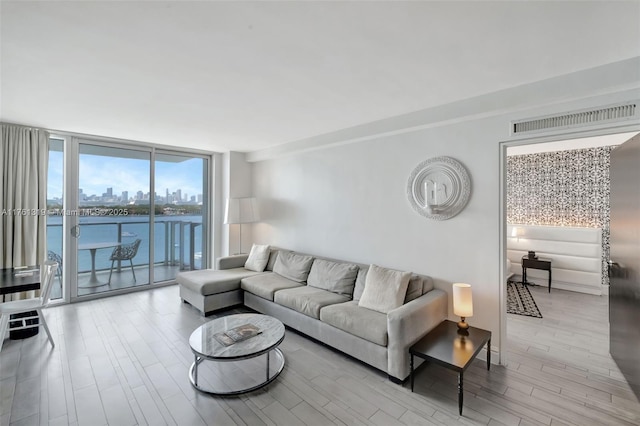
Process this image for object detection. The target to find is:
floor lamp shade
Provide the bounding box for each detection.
[224,197,260,224]
[224,197,259,254]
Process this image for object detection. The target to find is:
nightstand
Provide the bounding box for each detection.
[521,255,552,292]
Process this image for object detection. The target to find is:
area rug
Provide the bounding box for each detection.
[507,280,543,318]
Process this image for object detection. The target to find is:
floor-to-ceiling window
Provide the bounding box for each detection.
[45,136,210,301]
[154,153,208,283]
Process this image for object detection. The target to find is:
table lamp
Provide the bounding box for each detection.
[453,283,473,332]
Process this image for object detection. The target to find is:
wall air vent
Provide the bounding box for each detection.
[512,103,637,135]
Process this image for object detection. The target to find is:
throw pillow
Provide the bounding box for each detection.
[404,275,423,303]
[244,244,270,272]
[307,259,359,297]
[273,251,315,282]
[358,264,411,314]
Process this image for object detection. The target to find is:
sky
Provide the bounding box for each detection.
[47,151,205,201]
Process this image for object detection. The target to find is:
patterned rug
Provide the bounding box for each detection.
[507,280,543,318]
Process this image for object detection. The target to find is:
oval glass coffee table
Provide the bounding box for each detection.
[188,313,285,395]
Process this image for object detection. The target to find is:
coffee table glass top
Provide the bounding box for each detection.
[189,313,285,360]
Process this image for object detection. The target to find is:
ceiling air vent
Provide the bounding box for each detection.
[513,103,637,135]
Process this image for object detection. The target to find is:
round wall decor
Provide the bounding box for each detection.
[407,156,471,220]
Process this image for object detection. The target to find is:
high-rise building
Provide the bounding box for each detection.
[106,187,113,197]
[121,191,128,203]
[176,189,182,203]
[136,190,143,200]
[197,194,203,203]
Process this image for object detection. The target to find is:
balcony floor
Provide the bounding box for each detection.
[49,264,182,299]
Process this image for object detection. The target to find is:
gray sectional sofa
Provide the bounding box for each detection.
[177,248,447,382]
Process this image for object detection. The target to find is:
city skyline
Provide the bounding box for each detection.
[47,149,206,203]
[73,186,203,205]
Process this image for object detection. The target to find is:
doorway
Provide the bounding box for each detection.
[499,129,640,396]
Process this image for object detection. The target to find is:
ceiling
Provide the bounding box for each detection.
[1,1,639,153]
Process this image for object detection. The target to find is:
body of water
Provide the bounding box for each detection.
[46,215,203,273]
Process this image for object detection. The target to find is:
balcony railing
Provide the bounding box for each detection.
[46,219,203,274]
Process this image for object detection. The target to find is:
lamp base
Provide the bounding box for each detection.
[457,317,469,331]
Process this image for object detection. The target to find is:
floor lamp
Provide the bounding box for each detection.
[224,197,259,254]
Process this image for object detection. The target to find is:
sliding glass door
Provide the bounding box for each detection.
[47,136,210,301]
[76,144,151,296]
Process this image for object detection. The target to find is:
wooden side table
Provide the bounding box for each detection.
[521,255,552,292]
[410,320,491,415]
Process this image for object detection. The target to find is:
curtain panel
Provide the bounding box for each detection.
[0,124,49,280]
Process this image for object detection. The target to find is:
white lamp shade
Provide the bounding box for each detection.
[452,283,473,317]
[224,197,260,224]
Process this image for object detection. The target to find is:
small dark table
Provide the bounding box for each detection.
[521,255,552,292]
[410,320,491,415]
[1,266,41,339]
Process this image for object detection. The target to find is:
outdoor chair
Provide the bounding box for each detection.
[108,239,142,284]
[47,250,63,286]
[0,261,58,351]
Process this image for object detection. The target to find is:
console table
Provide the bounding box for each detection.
[521,255,552,293]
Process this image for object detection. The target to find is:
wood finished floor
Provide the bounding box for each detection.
[1,284,639,426]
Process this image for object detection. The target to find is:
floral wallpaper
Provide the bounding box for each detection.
[507,146,616,286]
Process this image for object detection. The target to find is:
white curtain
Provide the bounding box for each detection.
[1,124,49,299]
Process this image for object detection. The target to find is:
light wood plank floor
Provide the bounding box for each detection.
[1,284,639,425]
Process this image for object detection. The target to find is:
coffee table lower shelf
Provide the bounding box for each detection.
[188,347,285,396]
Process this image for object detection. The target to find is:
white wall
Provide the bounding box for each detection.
[247,61,640,353]
[252,117,504,344]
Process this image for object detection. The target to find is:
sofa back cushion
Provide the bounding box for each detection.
[266,249,287,271]
[273,251,314,282]
[404,275,423,303]
[353,266,368,302]
[422,276,434,294]
[307,259,359,297]
[358,264,411,314]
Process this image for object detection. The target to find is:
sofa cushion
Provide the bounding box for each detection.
[241,272,303,301]
[405,275,423,303]
[422,276,434,294]
[358,264,411,314]
[307,259,359,297]
[320,301,388,346]
[353,266,368,302]
[266,249,287,272]
[273,251,315,282]
[274,286,350,319]
[177,268,262,296]
[245,244,270,272]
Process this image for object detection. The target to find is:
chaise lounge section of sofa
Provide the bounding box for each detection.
[177,248,447,382]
